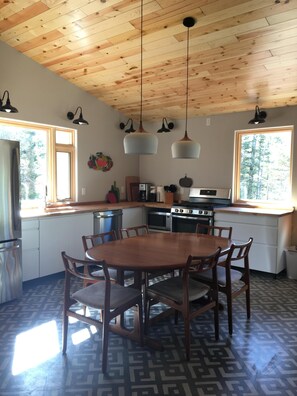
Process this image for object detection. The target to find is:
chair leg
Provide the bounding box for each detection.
[226,293,233,336]
[214,300,219,341]
[101,318,109,374]
[135,302,144,347]
[62,314,68,354]
[246,287,251,319]
[184,316,191,361]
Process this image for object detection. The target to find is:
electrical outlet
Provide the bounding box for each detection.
[206,118,211,126]
[81,187,86,196]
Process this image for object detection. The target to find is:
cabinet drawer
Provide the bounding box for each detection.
[215,212,277,227]
[233,240,277,273]
[216,221,278,245]
[22,219,39,231]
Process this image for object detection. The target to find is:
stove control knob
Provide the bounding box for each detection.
[175,209,179,213]
[199,210,203,215]
[204,210,208,215]
[180,209,183,213]
[189,209,193,214]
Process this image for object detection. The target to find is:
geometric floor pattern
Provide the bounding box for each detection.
[1,270,297,396]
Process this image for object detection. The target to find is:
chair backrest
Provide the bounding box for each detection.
[61,251,108,282]
[120,224,149,239]
[82,230,117,252]
[186,248,221,275]
[227,237,253,268]
[196,223,232,239]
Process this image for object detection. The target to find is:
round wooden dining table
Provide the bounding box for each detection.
[86,231,231,275]
[86,232,232,350]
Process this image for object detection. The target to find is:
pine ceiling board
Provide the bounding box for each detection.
[0,2,49,33]
[237,19,297,42]
[1,6,89,46]
[271,44,297,57]
[24,21,135,61]
[267,7,297,25]
[0,0,41,18]
[14,30,64,52]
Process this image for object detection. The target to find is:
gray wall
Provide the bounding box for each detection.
[2,41,297,242]
[0,41,139,202]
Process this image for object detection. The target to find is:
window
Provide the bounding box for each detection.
[0,119,76,209]
[234,126,293,207]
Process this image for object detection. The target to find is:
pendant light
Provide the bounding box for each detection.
[171,17,200,159]
[123,0,158,155]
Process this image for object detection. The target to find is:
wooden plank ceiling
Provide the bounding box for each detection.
[1,0,297,122]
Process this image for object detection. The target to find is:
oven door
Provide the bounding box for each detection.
[171,214,213,233]
[147,209,171,232]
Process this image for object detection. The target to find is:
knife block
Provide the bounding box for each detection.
[164,192,174,205]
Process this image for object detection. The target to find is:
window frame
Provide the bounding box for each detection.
[0,118,76,206]
[233,126,294,208]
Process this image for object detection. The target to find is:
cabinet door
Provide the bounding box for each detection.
[39,213,93,277]
[122,207,145,228]
[22,219,40,281]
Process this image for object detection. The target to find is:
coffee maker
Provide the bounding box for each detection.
[139,183,151,201]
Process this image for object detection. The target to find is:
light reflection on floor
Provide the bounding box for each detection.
[12,320,60,375]
[12,312,98,376]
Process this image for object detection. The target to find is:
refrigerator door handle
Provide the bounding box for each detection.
[12,146,21,232]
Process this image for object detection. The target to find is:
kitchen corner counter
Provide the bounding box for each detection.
[21,201,172,219]
[214,206,294,217]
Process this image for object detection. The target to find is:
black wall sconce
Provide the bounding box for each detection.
[119,118,135,133]
[0,90,18,113]
[248,106,267,124]
[67,106,89,125]
[157,117,174,133]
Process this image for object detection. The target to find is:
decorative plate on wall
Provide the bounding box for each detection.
[88,152,113,172]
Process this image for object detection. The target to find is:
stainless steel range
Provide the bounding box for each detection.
[171,187,231,233]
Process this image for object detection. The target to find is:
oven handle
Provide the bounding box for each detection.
[171,214,212,222]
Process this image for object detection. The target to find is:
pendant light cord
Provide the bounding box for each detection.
[185,26,190,137]
[140,0,144,126]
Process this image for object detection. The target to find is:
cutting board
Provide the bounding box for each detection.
[125,176,140,201]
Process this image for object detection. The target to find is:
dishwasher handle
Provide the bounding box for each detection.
[94,210,122,219]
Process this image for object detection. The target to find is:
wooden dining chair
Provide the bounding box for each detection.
[192,237,253,336]
[120,224,149,239]
[196,223,233,239]
[120,224,173,286]
[61,251,143,374]
[82,230,134,286]
[145,248,221,361]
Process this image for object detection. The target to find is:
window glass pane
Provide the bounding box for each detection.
[56,130,72,145]
[0,124,47,209]
[237,130,292,203]
[56,151,71,200]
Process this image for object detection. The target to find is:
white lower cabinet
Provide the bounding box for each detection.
[122,207,145,228]
[22,219,40,281]
[39,212,93,277]
[215,211,292,274]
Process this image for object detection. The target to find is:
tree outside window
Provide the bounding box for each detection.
[234,127,293,206]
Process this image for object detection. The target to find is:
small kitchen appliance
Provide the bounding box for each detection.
[139,183,152,202]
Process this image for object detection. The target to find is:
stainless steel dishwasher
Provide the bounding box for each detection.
[93,209,123,239]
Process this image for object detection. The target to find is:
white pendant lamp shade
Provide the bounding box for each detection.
[123,0,158,155]
[171,133,200,159]
[171,16,200,159]
[124,122,158,155]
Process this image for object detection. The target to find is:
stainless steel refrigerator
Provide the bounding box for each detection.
[0,139,22,304]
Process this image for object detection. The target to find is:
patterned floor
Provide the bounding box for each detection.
[0,270,297,396]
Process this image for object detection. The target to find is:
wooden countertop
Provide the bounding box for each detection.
[21,201,294,220]
[21,201,172,219]
[214,206,294,216]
